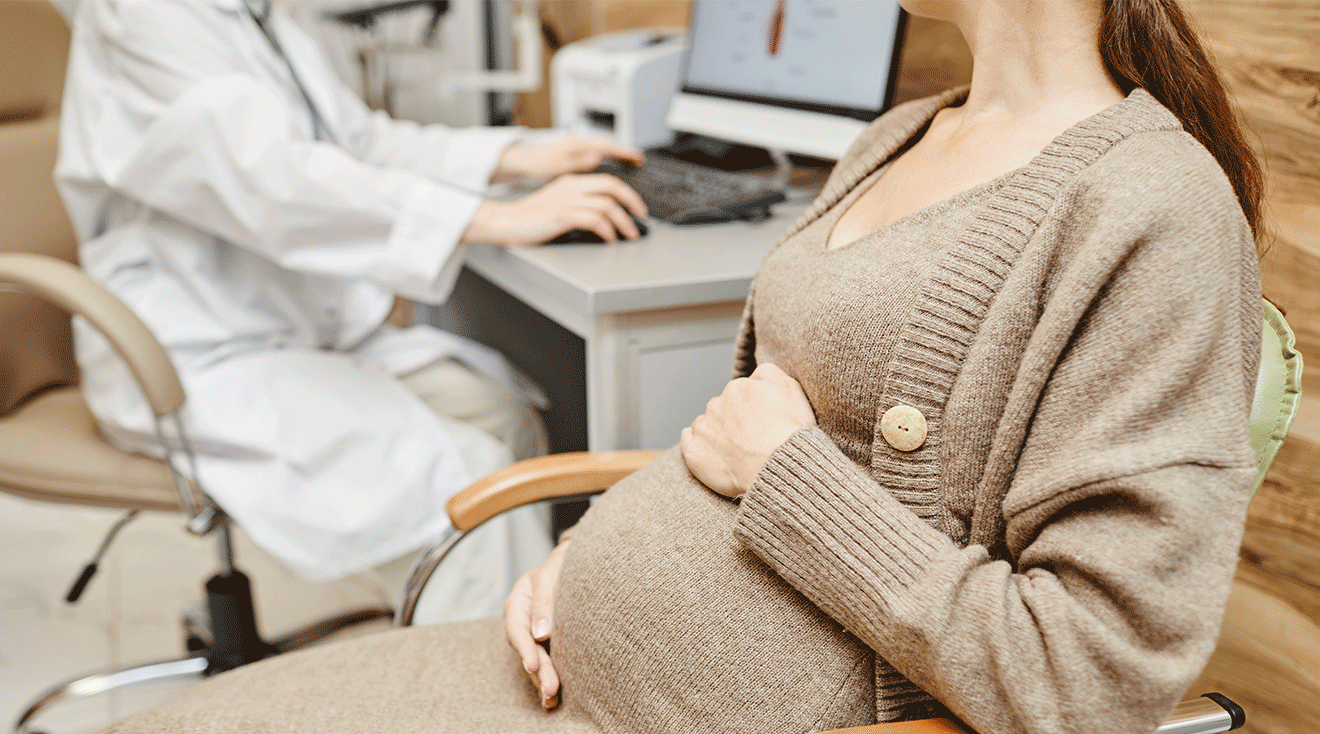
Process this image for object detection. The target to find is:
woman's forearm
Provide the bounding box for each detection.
[735,426,1252,734]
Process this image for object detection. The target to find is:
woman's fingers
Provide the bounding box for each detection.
[536,645,561,710]
[558,180,645,242]
[496,138,644,180]
[564,139,645,171]
[528,564,557,642]
[749,362,796,387]
[554,138,645,174]
[503,576,542,674]
[532,174,648,242]
[466,168,649,246]
[574,174,648,219]
[505,618,542,675]
[681,419,738,497]
[587,139,646,167]
[507,543,571,709]
[585,195,641,240]
[565,207,619,243]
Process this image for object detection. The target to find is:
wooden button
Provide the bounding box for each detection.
[880,405,927,452]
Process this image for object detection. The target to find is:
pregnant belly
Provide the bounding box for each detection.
[552,448,874,734]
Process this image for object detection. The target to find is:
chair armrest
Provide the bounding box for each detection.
[822,719,972,734]
[816,695,1244,734]
[446,450,663,531]
[400,450,662,625]
[0,253,183,416]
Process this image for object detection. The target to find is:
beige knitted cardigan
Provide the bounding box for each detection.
[738,87,1261,731]
[555,86,1261,734]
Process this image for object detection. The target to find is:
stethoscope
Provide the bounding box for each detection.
[243,0,339,145]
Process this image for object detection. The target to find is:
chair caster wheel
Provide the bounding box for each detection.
[185,633,208,655]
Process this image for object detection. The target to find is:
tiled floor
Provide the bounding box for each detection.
[0,492,392,734]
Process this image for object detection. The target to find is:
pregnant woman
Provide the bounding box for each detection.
[104,0,1264,732]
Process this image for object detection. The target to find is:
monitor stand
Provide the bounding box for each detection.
[767,148,793,190]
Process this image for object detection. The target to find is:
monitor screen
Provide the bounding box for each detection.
[681,0,906,122]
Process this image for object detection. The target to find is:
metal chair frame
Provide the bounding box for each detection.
[1,256,391,734]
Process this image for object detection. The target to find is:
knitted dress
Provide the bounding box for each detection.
[551,163,1011,732]
[102,88,1261,734]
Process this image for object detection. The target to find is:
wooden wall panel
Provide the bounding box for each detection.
[889,16,971,108]
[1182,5,1320,732]
[1192,395,1320,734]
[599,0,691,31]
[1183,0,1320,397]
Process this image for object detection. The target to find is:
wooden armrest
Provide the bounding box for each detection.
[817,695,1243,734]
[446,450,663,531]
[401,450,663,626]
[823,719,971,734]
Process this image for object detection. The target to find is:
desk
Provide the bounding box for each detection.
[435,200,811,452]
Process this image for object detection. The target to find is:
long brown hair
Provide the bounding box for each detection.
[1100,0,1264,247]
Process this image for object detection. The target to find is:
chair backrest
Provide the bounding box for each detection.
[1250,300,1303,493]
[0,0,79,416]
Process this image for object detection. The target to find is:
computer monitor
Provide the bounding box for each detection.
[667,0,907,161]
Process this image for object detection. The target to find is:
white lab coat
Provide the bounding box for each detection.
[56,0,551,600]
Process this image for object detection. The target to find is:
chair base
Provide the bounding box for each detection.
[14,656,207,734]
[202,570,276,674]
[13,568,393,734]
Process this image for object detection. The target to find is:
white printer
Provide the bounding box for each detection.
[551,28,688,150]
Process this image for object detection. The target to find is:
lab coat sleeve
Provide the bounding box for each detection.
[328,69,521,191]
[70,0,478,303]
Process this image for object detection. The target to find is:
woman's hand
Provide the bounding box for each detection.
[680,363,817,498]
[504,540,570,711]
[493,137,645,182]
[463,174,648,246]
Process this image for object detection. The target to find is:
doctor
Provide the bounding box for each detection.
[56,0,647,618]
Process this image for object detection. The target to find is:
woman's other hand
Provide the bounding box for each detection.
[680,363,817,498]
[504,540,570,711]
[462,174,648,246]
[494,137,646,181]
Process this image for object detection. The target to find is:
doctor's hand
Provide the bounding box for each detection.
[493,137,645,182]
[463,174,648,246]
[680,363,817,499]
[505,540,570,711]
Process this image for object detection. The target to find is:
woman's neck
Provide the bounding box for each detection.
[947,0,1126,124]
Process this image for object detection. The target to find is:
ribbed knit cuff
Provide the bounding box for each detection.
[735,426,951,635]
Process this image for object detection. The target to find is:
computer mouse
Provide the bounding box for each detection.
[545,216,649,245]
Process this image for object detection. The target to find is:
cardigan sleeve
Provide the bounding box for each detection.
[734,133,1261,734]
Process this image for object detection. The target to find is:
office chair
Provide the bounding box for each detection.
[0,3,390,732]
[395,300,1302,734]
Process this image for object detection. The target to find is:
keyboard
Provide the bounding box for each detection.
[596,154,787,225]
